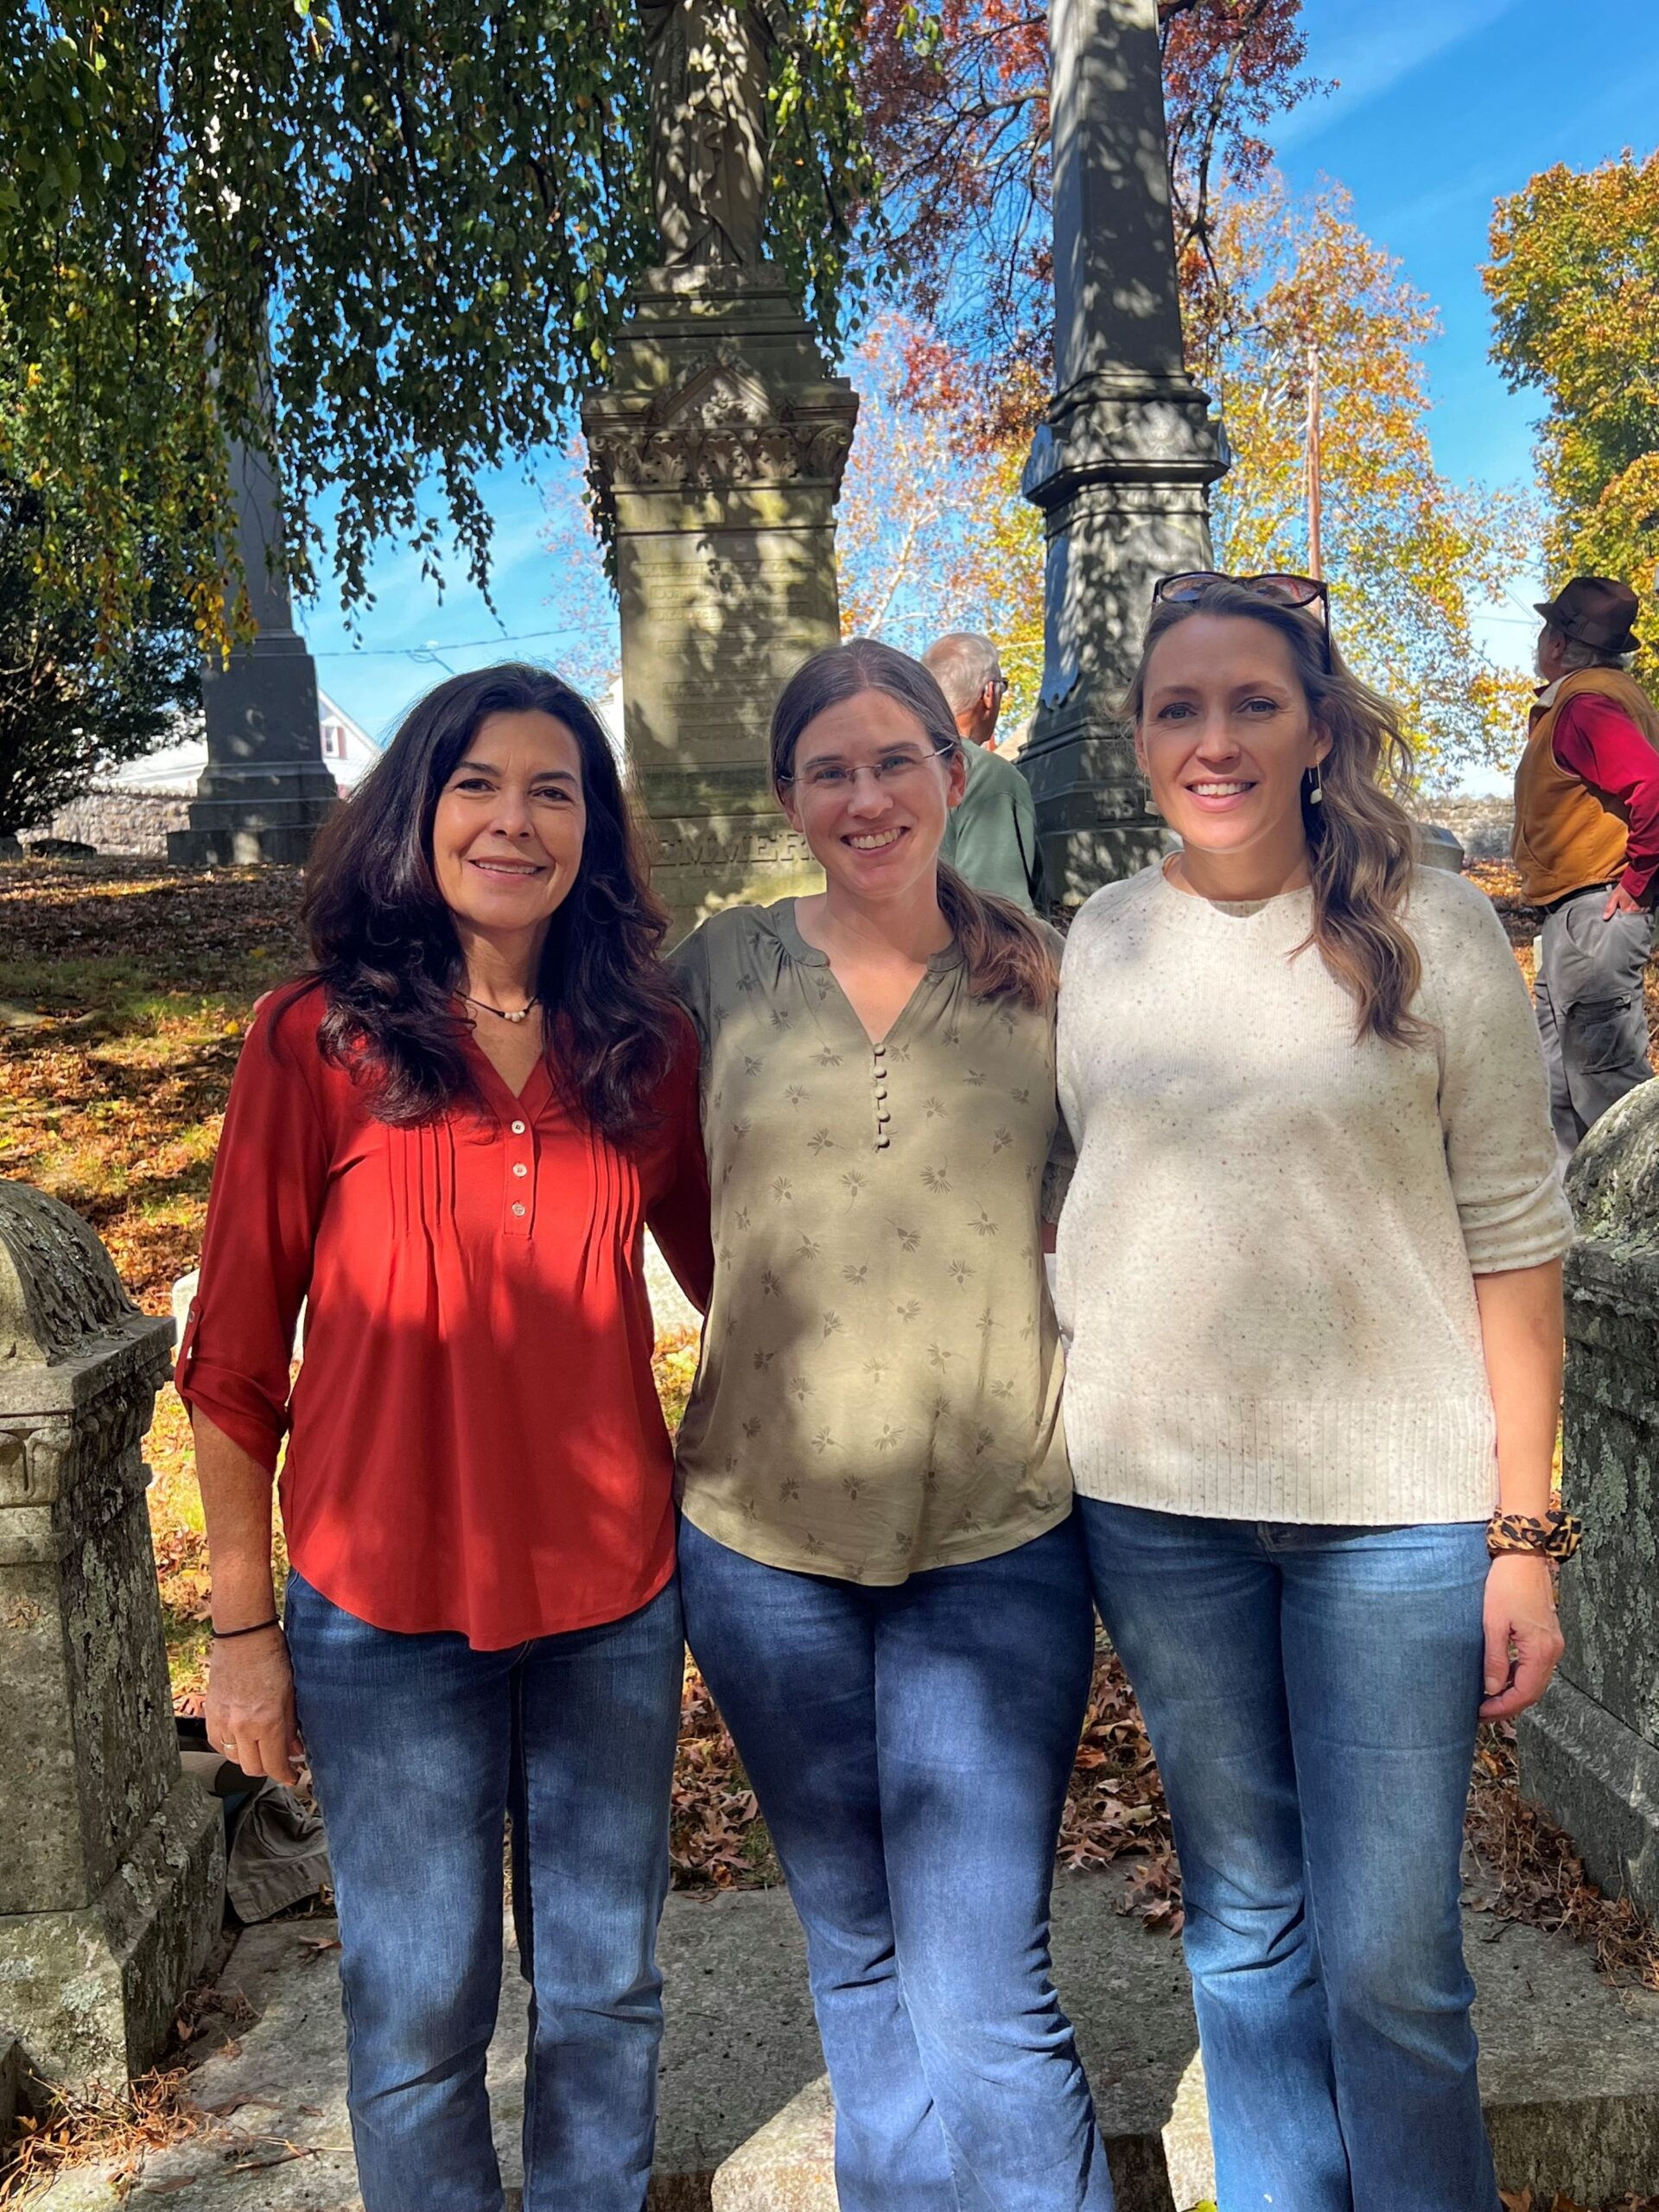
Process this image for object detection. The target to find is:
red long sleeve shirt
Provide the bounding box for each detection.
[1553,690,1659,906]
[177,985,712,1649]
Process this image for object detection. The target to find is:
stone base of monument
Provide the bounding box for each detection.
[0,2034,29,2150]
[1521,1676,1659,1926]
[0,1777,223,2088]
[1516,1084,1659,1935]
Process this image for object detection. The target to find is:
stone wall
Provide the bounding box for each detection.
[1415,796,1515,862]
[42,787,194,857]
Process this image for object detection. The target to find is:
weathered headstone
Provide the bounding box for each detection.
[582,0,858,937]
[168,433,339,868]
[1019,0,1227,902]
[0,1184,223,2087]
[1519,1079,1659,1920]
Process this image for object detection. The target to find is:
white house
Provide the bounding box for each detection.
[43,692,380,855]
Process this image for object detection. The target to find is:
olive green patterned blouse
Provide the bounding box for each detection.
[667,899,1071,1584]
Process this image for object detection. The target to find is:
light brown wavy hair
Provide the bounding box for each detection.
[770,639,1057,1007]
[1126,579,1427,1046]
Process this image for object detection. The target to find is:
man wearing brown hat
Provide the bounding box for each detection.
[1514,575,1659,1165]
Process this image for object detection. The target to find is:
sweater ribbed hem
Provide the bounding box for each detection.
[1064,1386,1497,1525]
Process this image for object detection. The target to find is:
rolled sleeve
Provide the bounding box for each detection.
[1430,887,1575,1271]
[175,989,331,1471]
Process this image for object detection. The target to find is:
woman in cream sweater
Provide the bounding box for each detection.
[1055,575,1576,2212]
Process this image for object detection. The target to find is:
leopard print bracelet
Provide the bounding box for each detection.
[1486,1509,1582,1561]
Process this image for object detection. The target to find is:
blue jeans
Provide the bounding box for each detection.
[677,1513,1115,2212]
[1078,1503,1498,2212]
[283,1571,684,2212]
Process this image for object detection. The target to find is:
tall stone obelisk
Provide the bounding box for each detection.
[168,435,339,868]
[1020,0,1227,899]
[583,0,858,936]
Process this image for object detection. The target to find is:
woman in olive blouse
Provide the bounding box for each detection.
[669,641,1113,2212]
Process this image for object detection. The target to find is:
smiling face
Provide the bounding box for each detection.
[429,709,587,944]
[779,687,967,903]
[1136,613,1330,886]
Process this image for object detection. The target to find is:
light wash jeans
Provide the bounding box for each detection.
[283,1571,684,2212]
[1079,1503,1498,2212]
[677,1512,1116,2212]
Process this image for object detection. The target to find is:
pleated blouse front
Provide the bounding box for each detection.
[178,984,712,1649]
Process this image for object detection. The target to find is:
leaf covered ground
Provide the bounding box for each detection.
[3,859,1656,2017]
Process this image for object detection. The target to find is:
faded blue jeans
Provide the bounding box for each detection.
[1078,1504,1498,2212]
[677,1512,1116,2212]
[283,1571,684,2212]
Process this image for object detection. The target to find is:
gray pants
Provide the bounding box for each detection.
[1534,888,1656,1170]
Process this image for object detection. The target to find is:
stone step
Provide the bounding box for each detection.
[22,1869,1659,2208]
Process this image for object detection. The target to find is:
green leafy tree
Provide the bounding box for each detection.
[0,471,200,836]
[1484,148,1659,689]
[0,0,878,650]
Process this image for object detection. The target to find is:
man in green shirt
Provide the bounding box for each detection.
[924,631,1043,912]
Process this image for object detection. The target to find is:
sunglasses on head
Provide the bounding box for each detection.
[1153,570,1331,625]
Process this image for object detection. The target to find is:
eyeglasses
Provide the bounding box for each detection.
[779,741,956,796]
[1154,571,1330,626]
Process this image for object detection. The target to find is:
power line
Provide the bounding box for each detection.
[310,622,598,660]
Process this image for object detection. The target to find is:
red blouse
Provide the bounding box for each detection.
[177,986,712,1649]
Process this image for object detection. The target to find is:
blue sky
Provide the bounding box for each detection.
[302,0,1659,761]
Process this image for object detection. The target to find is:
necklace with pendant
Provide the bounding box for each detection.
[459,992,540,1027]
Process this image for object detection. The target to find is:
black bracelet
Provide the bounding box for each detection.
[212,1617,283,1641]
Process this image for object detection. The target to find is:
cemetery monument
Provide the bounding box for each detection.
[1020,0,1228,899]
[583,0,860,936]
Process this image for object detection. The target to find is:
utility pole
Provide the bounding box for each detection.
[1305,340,1323,582]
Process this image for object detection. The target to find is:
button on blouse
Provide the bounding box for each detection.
[177,985,713,1649]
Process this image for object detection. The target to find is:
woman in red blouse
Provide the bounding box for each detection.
[180,664,711,2212]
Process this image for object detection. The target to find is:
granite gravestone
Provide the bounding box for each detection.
[583,0,858,937]
[1518,1080,1659,1920]
[0,1184,222,2087]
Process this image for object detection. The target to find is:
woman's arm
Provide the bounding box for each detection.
[194,1411,304,1783]
[180,992,330,1779]
[1473,1258,1566,1720]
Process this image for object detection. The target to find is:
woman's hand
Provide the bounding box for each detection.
[1478,1552,1565,1720]
[205,1626,305,1785]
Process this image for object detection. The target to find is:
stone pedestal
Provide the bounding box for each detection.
[1020,0,1226,903]
[0,1184,223,2088]
[1518,1080,1659,1919]
[582,265,858,936]
[168,437,338,869]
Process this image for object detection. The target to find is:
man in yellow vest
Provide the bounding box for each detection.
[1513,575,1659,1166]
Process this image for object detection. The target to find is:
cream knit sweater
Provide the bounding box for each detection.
[1054,863,1574,1526]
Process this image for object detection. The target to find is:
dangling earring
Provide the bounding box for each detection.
[1307,760,1325,807]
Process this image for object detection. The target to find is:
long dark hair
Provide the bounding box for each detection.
[1125,581,1427,1046]
[769,639,1057,1007]
[299,663,678,1132]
